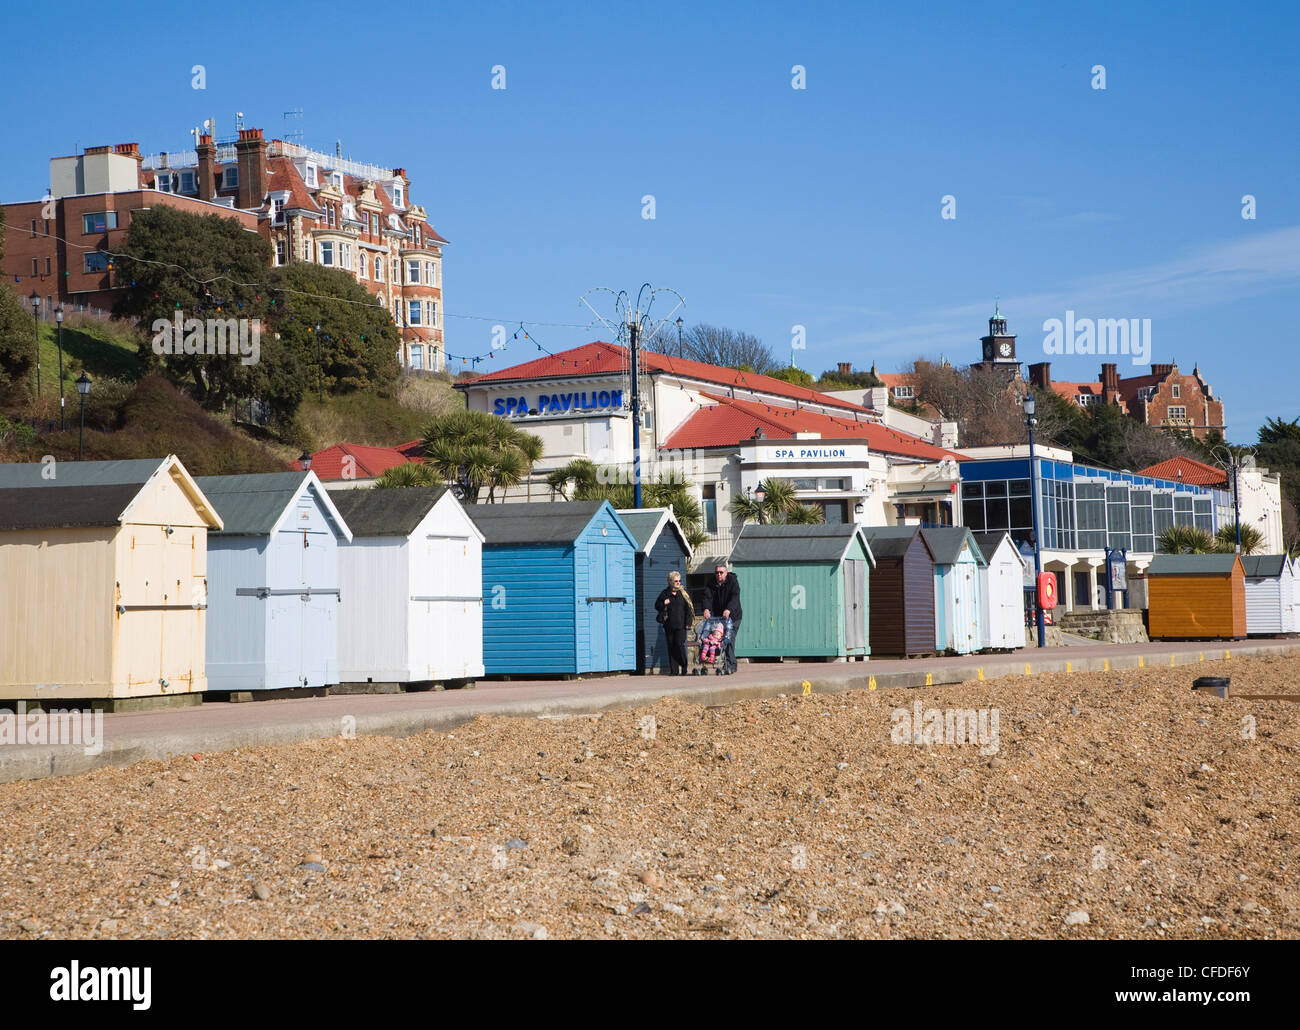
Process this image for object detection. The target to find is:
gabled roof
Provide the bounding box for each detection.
[661,392,966,462]
[861,525,936,561]
[919,526,986,567]
[194,471,351,540]
[1050,381,1104,403]
[973,530,1028,566]
[615,507,691,556]
[265,156,321,214]
[1148,553,1242,576]
[0,483,143,531]
[1136,456,1227,488]
[730,523,875,566]
[457,341,868,414]
[1242,554,1291,578]
[0,456,221,530]
[329,486,472,539]
[308,440,424,481]
[467,500,631,547]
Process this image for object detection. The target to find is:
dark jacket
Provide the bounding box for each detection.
[655,586,694,632]
[704,572,742,621]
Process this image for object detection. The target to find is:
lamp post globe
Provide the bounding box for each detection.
[76,372,92,460]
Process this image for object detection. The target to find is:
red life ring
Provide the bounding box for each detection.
[1037,572,1058,610]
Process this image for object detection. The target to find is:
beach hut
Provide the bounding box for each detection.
[860,526,937,657]
[920,527,986,655]
[194,471,352,693]
[468,501,637,675]
[616,507,692,673]
[1241,554,1299,636]
[1146,553,1246,640]
[0,456,221,704]
[331,486,485,687]
[728,524,874,660]
[974,531,1029,651]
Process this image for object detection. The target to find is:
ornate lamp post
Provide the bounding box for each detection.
[56,304,66,429]
[1024,393,1046,648]
[76,372,92,460]
[29,292,41,399]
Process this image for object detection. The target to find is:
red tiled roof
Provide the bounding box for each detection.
[266,157,321,213]
[660,393,967,462]
[307,440,425,481]
[1050,381,1103,402]
[876,373,914,388]
[460,342,867,413]
[1136,456,1227,488]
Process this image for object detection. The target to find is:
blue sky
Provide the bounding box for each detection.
[3,0,1296,442]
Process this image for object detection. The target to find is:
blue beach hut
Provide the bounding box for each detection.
[467,500,637,675]
[194,471,352,693]
[616,507,693,673]
[920,526,986,655]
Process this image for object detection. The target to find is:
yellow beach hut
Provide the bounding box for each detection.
[0,456,222,705]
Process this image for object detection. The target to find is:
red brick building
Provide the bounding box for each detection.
[1028,360,1226,440]
[2,127,447,372]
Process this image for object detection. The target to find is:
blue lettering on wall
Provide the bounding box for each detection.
[493,397,506,416]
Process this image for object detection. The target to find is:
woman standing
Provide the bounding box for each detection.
[654,571,694,675]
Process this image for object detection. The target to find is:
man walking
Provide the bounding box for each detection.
[702,562,742,673]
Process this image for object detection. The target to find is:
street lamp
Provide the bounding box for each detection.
[1209,445,1245,552]
[298,451,313,472]
[314,323,323,403]
[55,305,66,430]
[76,372,92,460]
[754,485,767,525]
[29,292,41,399]
[1024,393,1046,648]
[676,316,684,357]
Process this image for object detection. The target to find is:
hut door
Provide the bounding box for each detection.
[843,561,867,652]
[588,545,610,670]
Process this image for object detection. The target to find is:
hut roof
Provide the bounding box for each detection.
[329,486,454,538]
[615,507,690,555]
[468,501,620,546]
[1241,554,1290,578]
[0,483,143,531]
[0,456,221,530]
[861,526,933,560]
[973,531,1020,564]
[731,523,874,565]
[194,471,350,539]
[918,526,987,566]
[1148,553,1241,576]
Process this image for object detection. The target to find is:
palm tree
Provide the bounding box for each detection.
[485,447,527,503]
[419,409,544,503]
[728,477,813,526]
[783,502,826,525]
[516,433,544,502]
[1157,524,1215,554]
[375,463,440,489]
[1214,522,1264,555]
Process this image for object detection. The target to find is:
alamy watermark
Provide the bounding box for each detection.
[0,702,104,756]
[1042,311,1151,365]
[151,314,261,365]
[890,700,1000,755]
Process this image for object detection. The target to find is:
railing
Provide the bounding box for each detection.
[697,528,742,556]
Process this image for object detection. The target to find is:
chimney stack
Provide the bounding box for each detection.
[1027,362,1052,389]
[837,361,851,375]
[234,127,268,211]
[196,134,216,201]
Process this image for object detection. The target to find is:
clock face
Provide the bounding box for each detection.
[998,341,1013,357]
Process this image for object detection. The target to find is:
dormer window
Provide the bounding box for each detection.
[222,166,238,189]
[392,183,404,207]
[179,170,196,194]
[1171,383,1181,399]
[892,385,914,399]
[331,171,343,189]
[305,163,318,187]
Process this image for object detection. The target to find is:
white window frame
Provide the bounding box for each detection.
[222,166,238,189]
[408,300,422,325]
[319,241,335,266]
[893,385,914,399]
[375,256,384,281]
[156,173,172,193]
[274,239,286,266]
[340,243,352,270]
[179,170,196,193]
[429,301,438,327]
[392,183,404,207]
[410,344,424,370]
[305,163,318,187]
[331,171,343,189]
[407,259,421,284]
[1167,406,1187,421]
[1172,383,1181,399]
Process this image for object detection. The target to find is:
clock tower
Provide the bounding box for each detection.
[972,305,1023,379]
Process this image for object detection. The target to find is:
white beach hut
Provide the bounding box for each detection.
[1242,554,1299,636]
[974,531,1028,651]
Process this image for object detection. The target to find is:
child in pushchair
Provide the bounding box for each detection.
[695,616,735,675]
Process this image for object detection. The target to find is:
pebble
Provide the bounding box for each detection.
[253,884,272,901]
[179,772,194,782]
[1240,900,1259,913]
[663,903,685,917]
[153,897,170,907]
[988,757,1007,769]
[298,862,326,873]
[638,870,660,887]
[1065,910,1090,926]
[99,919,120,933]
[631,902,651,916]
[504,838,528,851]
[17,918,41,933]
[836,762,849,770]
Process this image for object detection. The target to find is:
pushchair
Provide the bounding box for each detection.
[694,616,735,675]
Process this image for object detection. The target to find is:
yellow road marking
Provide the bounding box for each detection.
[1104,658,1109,672]
[1066,661,1072,673]
[868,675,877,691]
[925,672,933,686]
[1138,656,1145,668]
[801,680,812,696]
[977,667,984,681]
[1025,663,1032,675]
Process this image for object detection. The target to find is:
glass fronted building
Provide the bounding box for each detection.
[959,455,1225,612]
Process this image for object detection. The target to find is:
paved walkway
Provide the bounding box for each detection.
[2,638,1295,783]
